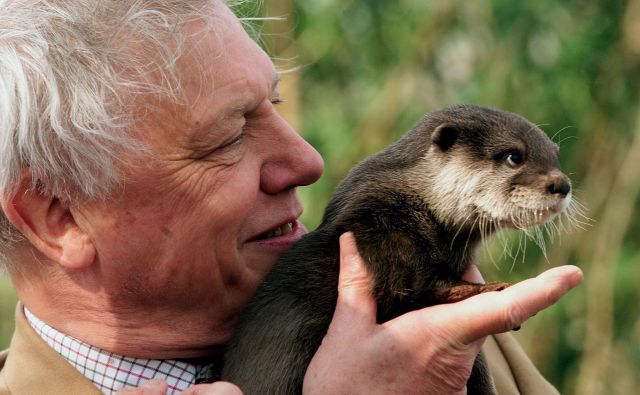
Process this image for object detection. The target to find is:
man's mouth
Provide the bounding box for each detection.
[255,222,295,240]
[246,220,307,252]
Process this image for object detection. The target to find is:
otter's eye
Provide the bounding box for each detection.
[506,151,524,168]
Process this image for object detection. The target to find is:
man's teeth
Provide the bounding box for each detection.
[265,222,293,238]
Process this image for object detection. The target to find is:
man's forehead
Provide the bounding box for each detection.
[221,70,280,114]
[139,0,281,133]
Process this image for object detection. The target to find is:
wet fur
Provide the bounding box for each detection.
[222,105,571,394]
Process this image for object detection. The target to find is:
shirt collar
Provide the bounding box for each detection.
[24,307,220,394]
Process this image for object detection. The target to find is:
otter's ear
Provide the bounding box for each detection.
[431,123,459,151]
[0,172,95,270]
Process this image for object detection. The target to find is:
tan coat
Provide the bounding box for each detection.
[0,305,559,394]
[0,305,100,395]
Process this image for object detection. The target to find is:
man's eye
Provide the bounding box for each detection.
[271,98,285,105]
[218,132,243,150]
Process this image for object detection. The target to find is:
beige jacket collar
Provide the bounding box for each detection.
[0,303,101,395]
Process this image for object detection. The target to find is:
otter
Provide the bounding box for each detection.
[222,105,573,395]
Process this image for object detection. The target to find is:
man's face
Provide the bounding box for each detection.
[75,1,323,349]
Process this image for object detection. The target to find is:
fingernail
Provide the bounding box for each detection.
[563,266,584,287]
[572,267,584,282]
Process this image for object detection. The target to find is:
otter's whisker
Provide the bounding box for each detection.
[509,231,526,271]
[451,213,474,250]
[546,220,560,243]
[486,218,501,270]
[556,211,567,234]
[521,230,528,264]
[496,226,512,261]
[570,198,593,224]
[565,200,592,230]
[531,225,549,261]
[463,216,480,256]
[556,134,577,147]
[479,216,496,267]
[550,125,576,145]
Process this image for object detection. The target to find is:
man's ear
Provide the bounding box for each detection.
[0,174,95,270]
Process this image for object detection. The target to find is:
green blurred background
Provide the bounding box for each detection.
[2,0,640,393]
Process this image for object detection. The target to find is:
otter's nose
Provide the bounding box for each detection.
[547,173,571,197]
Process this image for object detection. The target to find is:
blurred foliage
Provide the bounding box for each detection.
[0,275,17,349]
[2,0,639,394]
[261,0,640,394]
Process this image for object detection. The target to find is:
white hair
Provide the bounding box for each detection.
[0,0,252,269]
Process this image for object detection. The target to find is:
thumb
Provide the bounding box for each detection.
[117,380,168,394]
[332,232,377,328]
[453,265,583,344]
[180,381,243,395]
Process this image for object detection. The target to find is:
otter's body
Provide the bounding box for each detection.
[222,105,572,395]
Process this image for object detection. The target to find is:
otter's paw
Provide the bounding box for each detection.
[479,282,510,293]
[433,281,510,304]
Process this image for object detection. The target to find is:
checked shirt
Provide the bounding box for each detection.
[24,308,221,394]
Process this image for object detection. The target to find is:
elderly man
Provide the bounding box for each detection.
[0,1,581,394]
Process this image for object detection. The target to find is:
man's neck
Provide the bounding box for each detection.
[15,277,231,359]
[24,307,223,393]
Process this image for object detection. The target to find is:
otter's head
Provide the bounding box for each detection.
[409,105,572,234]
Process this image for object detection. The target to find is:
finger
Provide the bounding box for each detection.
[117,380,168,394]
[461,264,485,284]
[180,382,243,395]
[453,265,583,343]
[333,232,377,328]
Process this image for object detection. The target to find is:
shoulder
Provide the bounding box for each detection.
[0,309,101,395]
[1,349,10,394]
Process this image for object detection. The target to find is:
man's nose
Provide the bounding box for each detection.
[260,120,324,195]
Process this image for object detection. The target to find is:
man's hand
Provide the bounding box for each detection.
[303,232,583,395]
[116,380,242,395]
